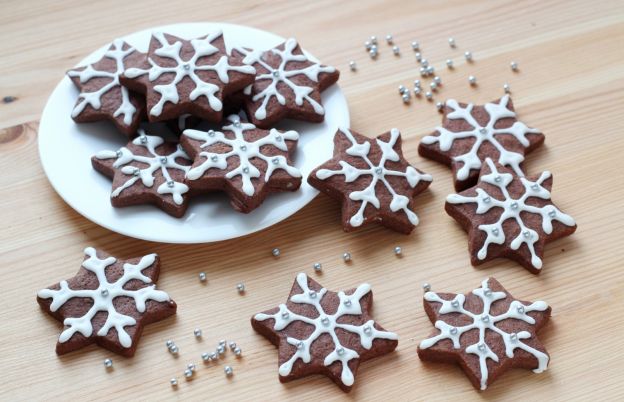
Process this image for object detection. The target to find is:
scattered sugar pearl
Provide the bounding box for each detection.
[402,93,411,103]
[414,87,422,96]
[364,41,372,50]
[184,369,193,379]
[104,358,113,369]
[448,37,456,48]
[414,79,421,88]
[170,378,178,387]
[394,246,402,255]
[224,366,234,376]
[349,60,357,71]
[187,363,196,372]
[169,344,179,354]
[272,248,280,257]
[446,59,454,69]
[342,252,352,262]
[369,48,378,59]
[464,51,473,62]
[385,34,393,44]
[421,58,429,68]
[511,61,519,71]
[234,347,242,357]
[425,91,433,101]
[237,283,245,294]
[313,262,322,272]
[433,76,442,85]
[468,75,477,86]
[504,83,511,94]
[198,272,207,282]
[419,67,427,77]
[411,41,420,51]
[430,82,438,91]
[436,102,444,112]
[415,52,422,62]
[229,341,237,350]
[392,45,400,56]
[194,328,202,338]
[370,35,378,45]
[422,283,431,292]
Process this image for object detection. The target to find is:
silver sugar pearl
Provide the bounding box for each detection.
[104,358,113,368]
[272,248,281,256]
[349,60,357,71]
[511,61,519,71]
[385,34,393,44]
[446,59,454,69]
[434,76,442,85]
[414,87,422,96]
[313,262,322,272]
[237,283,245,293]
[392,45,400,55]
[375,167,383,175]
[199,272,207,282]
[531,183,539,191]
[492,228,500,236]
[415,52,422,62]
[187,363,196,371]
[169,344,179,354]
[281,311,289,319]
[100,289,109,297]
[510,332,518,342]
[511,201,519,209]
[229,341,237,350]
[464,51,473,62]
[201,352,210,361]
[363,325,372,335]
[210,352,218,360]
[548,209,557,218]
[426,65,435,75]
[183,63,190,71]
[337,347,345,356]
[523,230,531,238]
[399,85,408,94]
[297,341,304,350]
[451,300,460,308]
[484,288,492,296]
[217,345,225,355]
[133,168,140,176]
[421,58,429,67]
[414,79,421,88]
[271,157,279,165]
[422,283,431,292]
[504,83,511,94]
[430,82,438,91]
[483,196,491,203]
[224,366,234,376]
[468,75,477,86]
[160,156,168,164]
[140,135,147,144]
[343,298,352,307]
[321,317,330,326]
[364,41,372,50]
[425,91,433,101]
[478,343,486,352]
[234,347,242,357]
[394,246,402,255]
[450,327,458,335]
[170,378,178,386]
[242,166,250,174]
[166,340,174,348]
[240,145,247,151]
[211,155,218,162]
[419,67,427,77]
[517,305,525,314]
[369,48,378,59]
[233,120,241,127]
[411,41,420,51]
[479,127,488,135]
[115,150,122,158]
[194,328,202,338]
[402,93,411,103]
[495,176,502,183]
[184,369,193,379]
[448,37,456,47]
[481,315,490,323]
[309,290,317,298]
[343,252,352,262]
[208,129,215,137]
[167,180,174,188]
[370,35,378,45]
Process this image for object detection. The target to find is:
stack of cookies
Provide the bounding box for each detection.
[68,30,339,217]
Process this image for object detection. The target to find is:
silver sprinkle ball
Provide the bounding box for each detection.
[237,283,245,293]
[224,366,234,376]
[394,246,402,255]
[468,75,477,86]
[198,272,207,282]
[170,378,178,387]
[342,252,352,262]
[448,37,456,48]
[392,45,400,56]
[364,40,372,50]
[446,59,454,69]
[398,84,407,94]
[430,82,438,91]
[425,91,433,101]
[411,41,420,51]
[370,35,378,45]
[169,344,179,354]
[313,262,322,272]
[234,347,242,357]
[402,93,411,103]
[104,358,113,368]
[184,369,193,379]
[349,61,357,71]
[436,102,444,112]
[194,328,202,338]
[422,283,431,292]
[414,79,421,88]
[414,87,422,96]
[433,76,442,85]
[464,51,473,62]
[229,341,237,350]
[272,248,281,257]
[511,61,519,71]
[385,34,393,44]
[504,83,511,93]
[415,52,422,62]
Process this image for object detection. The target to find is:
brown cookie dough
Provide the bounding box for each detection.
[418,95,544,191]
[308,128,432,234]
[37,247,176,357]
[418,278,551,390]
[252,273,398,392]
[445,158,576,273]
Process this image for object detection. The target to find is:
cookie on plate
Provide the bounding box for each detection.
[180,114,301,213]
[67,39,146,136]
[121,30,256,122]
[37,247,176,356]
[252,273,398,392]
[419,95,544,191]
[232,39,339,128]
[445,158,576,273]
[418,278,551,390]
[308,127,432,234]
[92,130,193,217]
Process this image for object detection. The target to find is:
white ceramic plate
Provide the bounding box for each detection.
[38,22,349,244]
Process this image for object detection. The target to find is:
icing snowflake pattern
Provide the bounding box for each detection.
[419,278,549,390]
[421,95,540,180]
[184,114,301,196]
[316,128,432,227]
[95,131,191,205]
[68,39,137,124]
[236,38,336,120]
[37,247,171,348]
[124,31,255,117]
[447,158,576,269]
[254,273,398,387]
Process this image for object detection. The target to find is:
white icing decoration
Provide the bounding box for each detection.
[316,128,432,227]
[255,273,397,387]
[419,278,549,390]
[124,30,255,117]
[67,39,137,125]
[37,247,171,348]
[95,130,191,205]
[446,158,575,269]
[421,95,541,180]
[183,114,301,196]
[234,38,336,120]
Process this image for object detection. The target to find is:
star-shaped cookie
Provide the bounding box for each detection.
[418,278,551,390]
[92,130,193,218]
[121,30,256,122]
[445,158,576,273]
[232,38,340,128]
[252,273,398,392]
[67,39,146,136]
[419,95,544,191]
[180,114,302,213]
[308,128,432,234]
[37,247,176,356]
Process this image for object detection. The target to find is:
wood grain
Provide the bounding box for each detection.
[1,0,623,400]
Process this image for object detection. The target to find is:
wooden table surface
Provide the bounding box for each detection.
[1,0,623,400]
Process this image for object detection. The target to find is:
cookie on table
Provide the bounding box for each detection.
[252,273,398,393]
[37,247,176,356]
[308,128,432,234]
[445,158,576,273]
[92,130,193,218]
[419,95,544,191]
[121,30,256,122]
[180,114,302,213]
[67,39,146,136]
[418,278,551,390]
[232,39,339,128]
